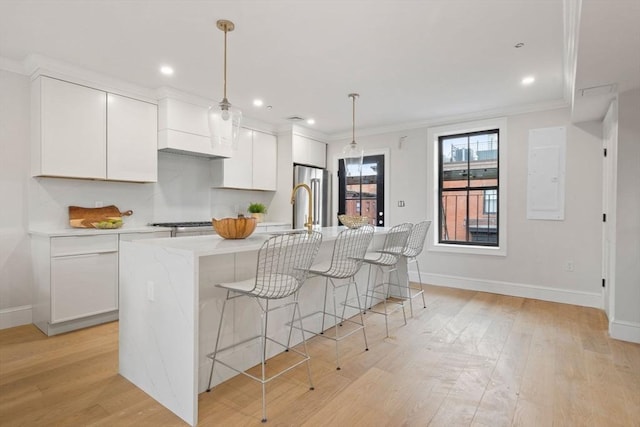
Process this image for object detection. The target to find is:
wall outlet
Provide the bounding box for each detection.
[397,200,405,207]
[565,261,574,272]
[95,201,103,208]
[147,281,155,302]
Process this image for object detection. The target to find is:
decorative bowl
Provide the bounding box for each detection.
[338,215,369,229]
[212,217,257,239]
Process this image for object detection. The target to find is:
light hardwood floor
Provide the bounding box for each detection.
[1,285,639,426]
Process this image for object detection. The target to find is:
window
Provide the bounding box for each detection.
[438,129,499,246]
[338,154,385,226]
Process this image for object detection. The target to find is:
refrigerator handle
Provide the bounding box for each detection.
[311,178,320,225]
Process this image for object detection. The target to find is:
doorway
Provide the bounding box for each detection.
[338,154,385,226]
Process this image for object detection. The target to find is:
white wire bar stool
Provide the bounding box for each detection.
[293,225,374,370]
[205,230,322,423]
[361,223,413,337]
[402,220,432,317]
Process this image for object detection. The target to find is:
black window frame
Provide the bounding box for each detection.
[438,129,499,246]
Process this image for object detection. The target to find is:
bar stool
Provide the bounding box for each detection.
[295,225,374,370]
[402,220,431,317]
[205,230,322,423]
[361,223,413,337]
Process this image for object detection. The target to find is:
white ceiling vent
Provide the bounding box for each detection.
[577,84,617,97]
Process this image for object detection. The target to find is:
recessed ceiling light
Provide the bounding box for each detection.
[521,75,535,85]
[306,118,315,125]
[160,65,174,76]
[253,99,264,107]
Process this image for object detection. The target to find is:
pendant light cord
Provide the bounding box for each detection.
[223,27,228,100]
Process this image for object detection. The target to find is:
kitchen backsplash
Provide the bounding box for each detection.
[27,152,268,229]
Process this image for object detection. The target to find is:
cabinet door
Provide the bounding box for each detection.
[50,251,118,323]
[214,128,253,189]
[39,77,106,178]
[107,94,158,182]
[252,131,277,191]
[292,134,326,168]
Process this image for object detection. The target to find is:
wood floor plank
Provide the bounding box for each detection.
[1,285,638,426]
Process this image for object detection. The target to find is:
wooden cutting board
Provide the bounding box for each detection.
[68,205,133,228]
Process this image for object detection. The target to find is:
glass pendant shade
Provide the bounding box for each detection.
[342,140,364,177]
[208,101,242,150]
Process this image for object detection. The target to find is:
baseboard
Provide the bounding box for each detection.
[410,271,602,309]
[609,319,640,344]
[0,305,33,330]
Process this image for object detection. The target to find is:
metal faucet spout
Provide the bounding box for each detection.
[291,183,313,233]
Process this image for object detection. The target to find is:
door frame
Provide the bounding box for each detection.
[602,100,618,319]
[332,148,390,227]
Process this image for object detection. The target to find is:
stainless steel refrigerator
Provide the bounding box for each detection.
[293,165,331,229]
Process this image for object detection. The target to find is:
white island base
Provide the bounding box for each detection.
[118,227,402,425]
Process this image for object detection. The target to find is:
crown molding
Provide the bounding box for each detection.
[327,98,569,141]
[24,54,157,103]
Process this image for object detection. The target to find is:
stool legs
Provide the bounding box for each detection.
[363,264,407,338]
[405,257,427,318]
[207,292,314,423]
[206,290,230,392]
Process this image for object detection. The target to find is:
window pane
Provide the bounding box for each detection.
[438,129,499,246]
[440,190,469,242]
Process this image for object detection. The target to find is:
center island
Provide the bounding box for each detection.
[118,226,397,426]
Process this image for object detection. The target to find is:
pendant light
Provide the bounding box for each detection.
[342,93,364,177]
[209,19,242,150]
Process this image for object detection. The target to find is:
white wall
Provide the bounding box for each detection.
[613,88,640,341]
[0,70,33,327]
[328,108,604,308]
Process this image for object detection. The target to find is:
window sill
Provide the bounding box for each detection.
[428,242,507,257]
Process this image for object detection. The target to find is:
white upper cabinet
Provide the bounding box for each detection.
[211,129,277,191]
[32,76,158,182]
[33,76,107,179]
[252,130,278,191]
[157,97,233,158]
[292,134,326,168]
[107,94,158,182]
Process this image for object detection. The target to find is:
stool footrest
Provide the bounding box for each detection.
[207,334,311,386]
[290,310,366,343]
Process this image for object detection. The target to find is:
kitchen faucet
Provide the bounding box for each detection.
[291,183,313,233]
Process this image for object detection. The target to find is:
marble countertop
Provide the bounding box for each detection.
[29,225,173,237]
[125,226,390,257]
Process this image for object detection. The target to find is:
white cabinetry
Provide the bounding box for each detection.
[292,134,327,168]
[31,230,170,336]
[211,129,277,190]
[31,76,158,182]
[32,76,107,179]
[158,97,233,158]
[32,234,119,335]
[107,94,158,182]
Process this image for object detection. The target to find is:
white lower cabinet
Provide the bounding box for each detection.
[51,251,118,323]
[31,230,169,336]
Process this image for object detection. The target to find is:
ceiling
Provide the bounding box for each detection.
[0,1,637,136]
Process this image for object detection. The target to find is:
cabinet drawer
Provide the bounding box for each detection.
[51,235,118,257]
